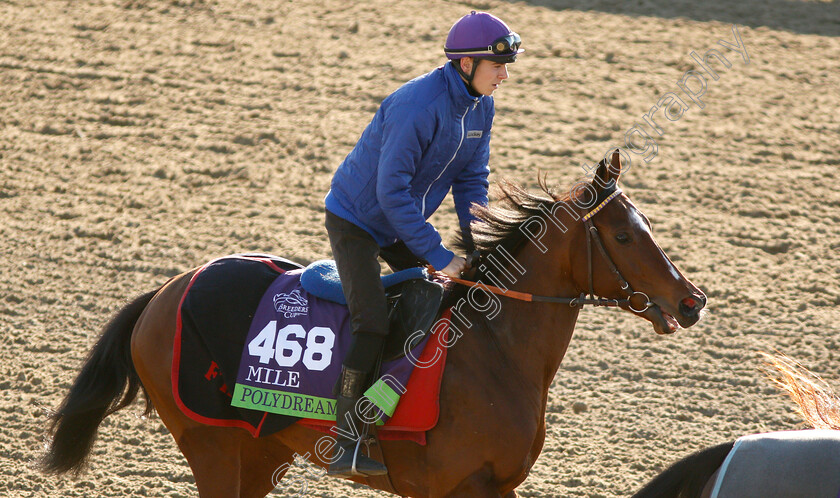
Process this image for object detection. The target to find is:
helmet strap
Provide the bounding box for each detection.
[452,59,483,97]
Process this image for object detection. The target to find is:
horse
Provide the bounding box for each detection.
[631,353,840,498]
[40,150,707,497]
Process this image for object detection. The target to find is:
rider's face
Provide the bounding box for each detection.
[463,58,509,96]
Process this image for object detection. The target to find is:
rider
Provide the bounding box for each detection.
[323,11,523,477]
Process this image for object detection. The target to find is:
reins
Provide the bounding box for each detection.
[435,185,653,313]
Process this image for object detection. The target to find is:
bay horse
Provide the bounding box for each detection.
[41,151,707,497]
[632,353,840,498]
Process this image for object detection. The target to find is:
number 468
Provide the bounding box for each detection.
[248,321,336,372]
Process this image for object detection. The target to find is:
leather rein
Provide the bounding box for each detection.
[441,185,653,313]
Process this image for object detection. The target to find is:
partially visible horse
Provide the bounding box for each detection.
[41,151,707,497]
[632,353,840,498]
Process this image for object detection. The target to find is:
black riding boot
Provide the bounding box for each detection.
[327,367,388,477]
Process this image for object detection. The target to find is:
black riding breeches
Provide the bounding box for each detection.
[324,209,425,373]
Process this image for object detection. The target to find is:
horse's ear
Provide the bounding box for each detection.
[593,149,622,192]
[610,149,622,179]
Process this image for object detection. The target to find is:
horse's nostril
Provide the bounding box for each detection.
[679,296,699,316]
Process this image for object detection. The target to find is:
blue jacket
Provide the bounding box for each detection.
[325,62,493,270]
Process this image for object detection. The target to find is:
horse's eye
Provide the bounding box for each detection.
[615,232,631,244]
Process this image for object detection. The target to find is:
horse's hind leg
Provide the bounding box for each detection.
[138,363,293,498]
[238,435,296,498]
[175,425,245,497]
[175,425,296,498]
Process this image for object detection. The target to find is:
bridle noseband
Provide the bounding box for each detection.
[444,184,653,313]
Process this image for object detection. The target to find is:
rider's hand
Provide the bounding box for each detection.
[440,255,467,278]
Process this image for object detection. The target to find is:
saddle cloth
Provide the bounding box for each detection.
[710,429,840,498]
[172,254,448,443]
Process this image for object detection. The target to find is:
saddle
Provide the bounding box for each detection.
[300,260,445,362]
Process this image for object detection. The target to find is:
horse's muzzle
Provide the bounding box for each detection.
[677,293,706,325]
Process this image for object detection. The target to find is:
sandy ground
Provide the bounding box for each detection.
[2,0,840,496]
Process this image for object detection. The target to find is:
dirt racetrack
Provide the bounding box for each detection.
[2,0,840,496]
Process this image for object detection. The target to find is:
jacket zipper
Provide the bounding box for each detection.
[421,100,477,216]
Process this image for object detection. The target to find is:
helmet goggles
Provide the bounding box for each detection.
[490,33,522,55]
[445,32,522,59]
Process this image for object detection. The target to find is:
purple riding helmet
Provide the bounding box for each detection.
[444,11,523,90]
[444,11,523,64]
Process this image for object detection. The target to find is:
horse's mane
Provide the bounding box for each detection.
[452,176,574,257]
[763,352,840,430]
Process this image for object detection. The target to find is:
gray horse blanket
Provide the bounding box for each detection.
[710,429,840,497]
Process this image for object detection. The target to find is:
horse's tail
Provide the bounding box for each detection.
[762,351,840,430]
[40,289,159,475]
[631,441,734,498]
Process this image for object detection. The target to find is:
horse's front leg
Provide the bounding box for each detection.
[443,467,505,498]
[503,491,518,498]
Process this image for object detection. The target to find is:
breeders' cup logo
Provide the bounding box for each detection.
[273,290,309,318]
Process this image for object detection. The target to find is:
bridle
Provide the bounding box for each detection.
[579,186,652,312]
[443,184,654,313]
